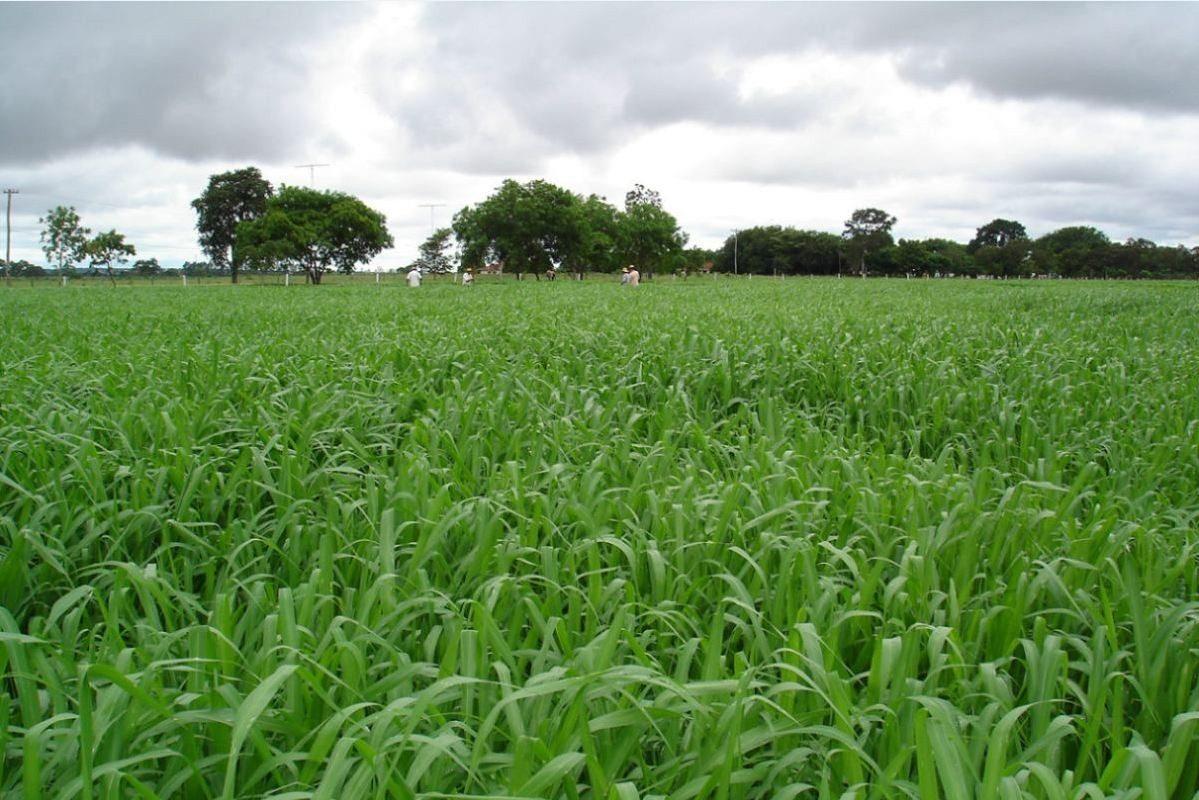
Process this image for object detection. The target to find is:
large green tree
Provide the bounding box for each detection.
[39,205,91,274]
[85,230,136,285]
[563,194,620,278]
[1032,226,1109,277]
[842,208,896,277]
[616,196,686,278]
[715,227,841,275]
[234,186,392,285]
[191,167,273,284]
[452,179,583,279]
[968,218,1028,253]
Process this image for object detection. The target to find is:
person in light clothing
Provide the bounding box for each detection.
[627,265,640,286]
[461,270,474,286]
[620,267,630,285]
[406,267,422,287]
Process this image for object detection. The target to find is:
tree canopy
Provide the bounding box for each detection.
[234,186,393,284]
[85,230,136,284]
[412,227,455,274]
[453,180,684,279]
[40,206,91,274]
[714,227,841,275]
[192,167,273,284]
[968,218,1028,253]
[842,208,897,276]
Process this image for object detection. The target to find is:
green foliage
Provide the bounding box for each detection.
[969,218,1029,253]
[84,229,136,283]
[453,179,584,276]
[234,185,393,284]
[616,191,686,276]
[842,208,897,275]
[3,259,43,278]
[2,280,1199,798]
[411,227,455,274]
[191,167,273,283]
[180,260,214,276]
[894,238,976,275]
[38,205,90,273]
[717,226,842,274]
[1032,226,1110,277]
[130,258,162,276]
[453,181,686,277]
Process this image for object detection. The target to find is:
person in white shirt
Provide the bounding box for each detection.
[461,270,474,286]
[406,267,422,287]
[627,265,640,286]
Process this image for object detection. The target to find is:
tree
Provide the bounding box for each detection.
[234,186,392,285]
[563,194,620,278]
[842,208,896,277]
[625,183,662,209]
[452,179,584,280]
[968,219,1028,253]
[85,230,136,285]
[39,205,91,274]
[617,196,686,279]
[1032,226,1109,276]
[680,247,716,274]
[7,259,43,277]
[894,238,975,276]
[181,260,213,276]
[131,258,163,277]
[714,227,841,275]
[191,167,273,284]
[412,227,455,274]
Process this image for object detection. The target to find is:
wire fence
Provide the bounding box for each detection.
[0,270,723,288]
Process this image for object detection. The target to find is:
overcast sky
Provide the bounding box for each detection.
[3,1,1197,268]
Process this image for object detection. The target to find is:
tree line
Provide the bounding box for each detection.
[17,167,1197,282]
[710,212,1199,279]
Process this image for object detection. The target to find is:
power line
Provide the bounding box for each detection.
[295,163,330,187]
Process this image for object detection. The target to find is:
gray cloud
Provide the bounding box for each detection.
[2,2,1196,266]
[377,1,1199,167]
[0,2,365,165]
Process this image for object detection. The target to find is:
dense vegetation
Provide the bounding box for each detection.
[2,279,1198,799]
[712,224,1199,279]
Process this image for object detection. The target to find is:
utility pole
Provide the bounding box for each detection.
[731,229,738,276]
[294,163,330,187]
[418,203,446,237]
[3,188,18,285]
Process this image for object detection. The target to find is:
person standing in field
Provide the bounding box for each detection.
[461,269,474,286]
[627,265,640,286]
[620,267,630,285]
[406,266,422,287]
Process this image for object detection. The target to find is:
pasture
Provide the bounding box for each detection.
[1,278,1197,799]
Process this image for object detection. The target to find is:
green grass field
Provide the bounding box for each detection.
[2,279,1198,799]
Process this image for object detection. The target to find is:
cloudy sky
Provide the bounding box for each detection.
[3,1,1197,268]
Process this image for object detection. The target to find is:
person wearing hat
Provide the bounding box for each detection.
[627,264,640,286]
[620,267,630,286]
